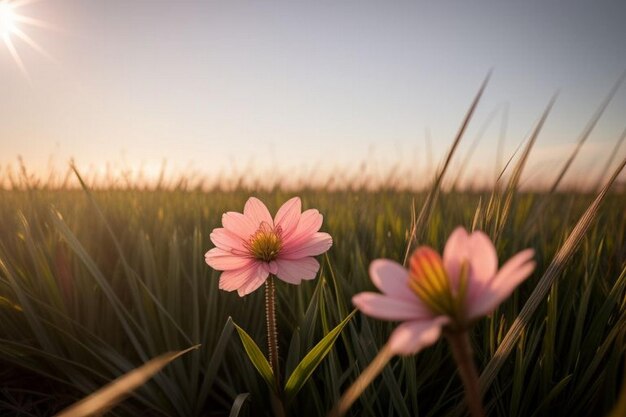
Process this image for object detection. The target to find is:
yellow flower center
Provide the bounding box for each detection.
[246,222,283,262]
[408,247,468,320]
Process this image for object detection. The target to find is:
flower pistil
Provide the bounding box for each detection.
[246,222,283,262]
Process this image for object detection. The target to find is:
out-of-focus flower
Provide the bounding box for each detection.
[352,227,535,355]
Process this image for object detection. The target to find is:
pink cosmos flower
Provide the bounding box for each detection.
[352,227,535,355]
[205,197,333,296]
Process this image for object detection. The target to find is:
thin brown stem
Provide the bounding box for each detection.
[266,276,280,385]
[446,331,485,417]
[329,343,394,417]
[265,276,286,417]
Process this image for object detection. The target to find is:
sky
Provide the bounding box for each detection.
[1,0,625,189]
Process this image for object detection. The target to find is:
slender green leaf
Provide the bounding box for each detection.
[284,310,356,403]
[233,322,275,391]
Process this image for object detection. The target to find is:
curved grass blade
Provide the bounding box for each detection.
[233,322,276,392]
[228,393,250,417]
[54,345,200,417]
[284,310,356,403]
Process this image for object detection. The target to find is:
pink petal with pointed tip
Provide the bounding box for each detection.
[387,317,448,356]
[281,232,333,259]
[467,249,535,319]
[210,228,246,252]
[352,292,431,321]
[222,212,258,240]
[205,248,254,271]
[369,259,419,302]
[275,257,320,285]
[244,197,273,227]
[274,197,302,238]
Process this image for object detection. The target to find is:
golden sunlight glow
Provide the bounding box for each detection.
[0,0,51,79]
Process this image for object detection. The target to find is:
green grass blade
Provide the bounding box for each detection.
[283,310,356,403]
[233,322,276,392]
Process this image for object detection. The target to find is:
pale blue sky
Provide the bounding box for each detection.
[1,0,625,188]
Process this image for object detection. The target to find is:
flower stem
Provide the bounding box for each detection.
[265,276,286,417]
[265,276,280,384]
[446,331,485,417]
[329,342,394,417]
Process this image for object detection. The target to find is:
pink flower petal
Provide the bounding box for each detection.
[467,249,535,319]
[218,261,264,292]
[443,227,497,296]
[274,197,301,239]
[281,232,333,259]
[352,292,431,321]
[275,257,320,285]
[205,248,254,271]
[369,259,419,303]
[210,228,246,252]
[244,197,274,227]
[443,227,470,273]
[387,317,448,356]
[467,230,498,289]
[222,211,258,240]
[284,209,323,245]
[237,264,269,296]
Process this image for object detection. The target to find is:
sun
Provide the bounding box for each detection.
[0,3,17,37]
[0,0,52,79]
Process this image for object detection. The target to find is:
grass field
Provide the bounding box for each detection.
[0,181,624,416]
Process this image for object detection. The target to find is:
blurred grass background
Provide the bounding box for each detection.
[0,184,624,416]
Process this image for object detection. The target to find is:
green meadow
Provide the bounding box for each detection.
[0,180,624,416]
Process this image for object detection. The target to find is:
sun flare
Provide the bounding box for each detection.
[0,0,52,79]
[0,3,17,37]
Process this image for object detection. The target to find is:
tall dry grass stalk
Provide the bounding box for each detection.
[477,155,626,398]
[404,70,492,265]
